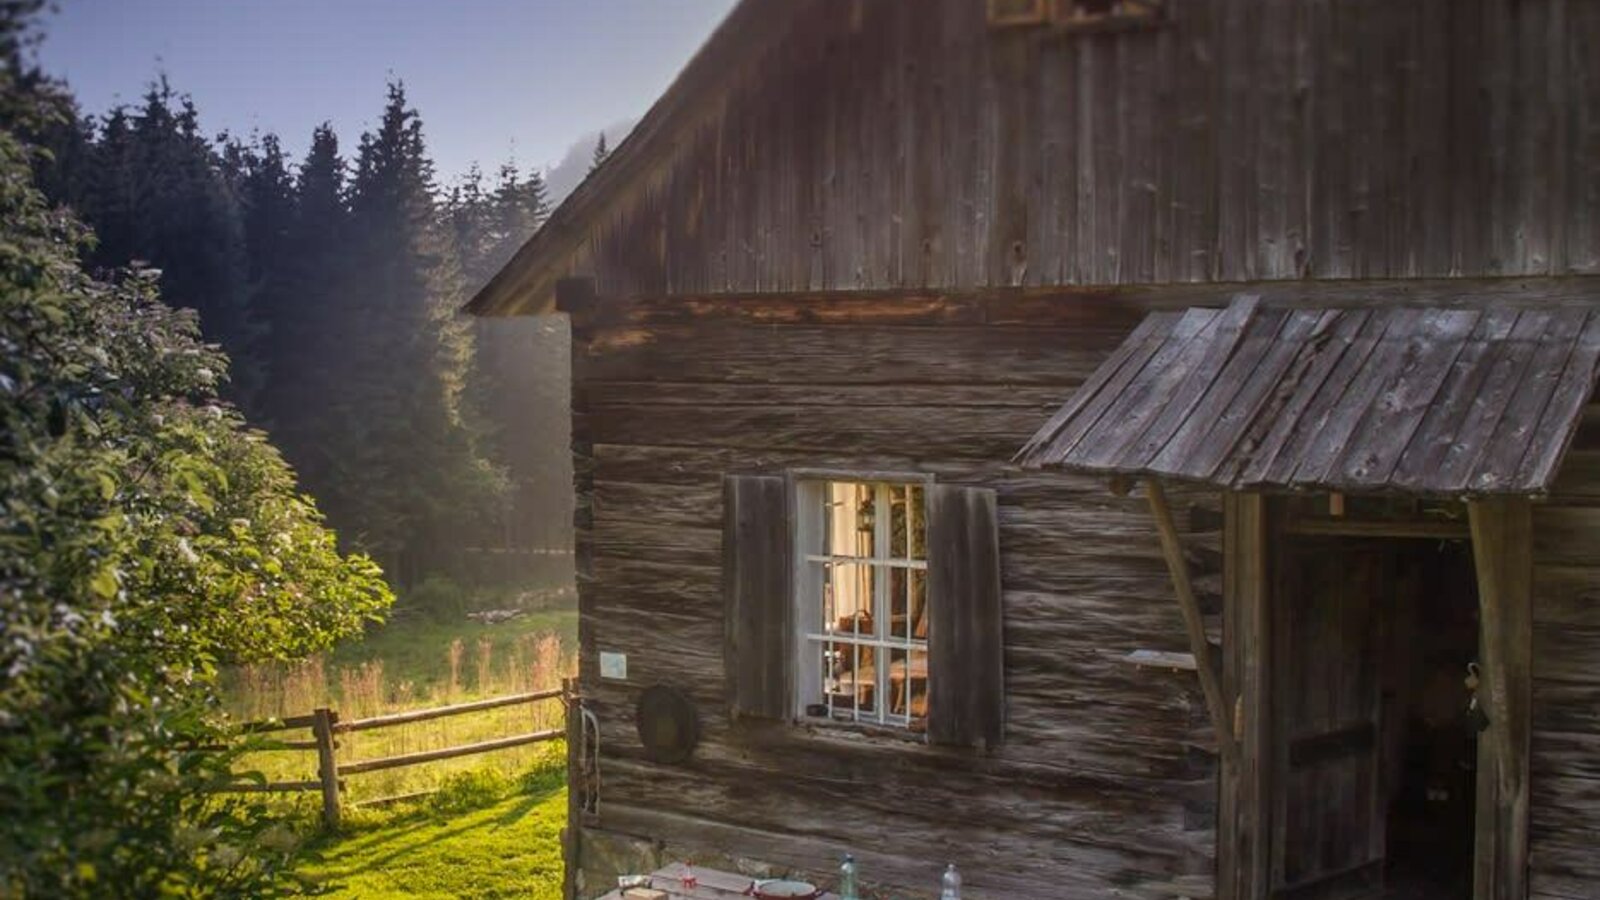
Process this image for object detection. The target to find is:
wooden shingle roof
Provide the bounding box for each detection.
[1015,296,1600,496]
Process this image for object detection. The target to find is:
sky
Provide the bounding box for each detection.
[33,0,738,183]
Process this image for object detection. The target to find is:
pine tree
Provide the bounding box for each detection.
[233,133,297,405]
[590,131,608,173]
[325,83,504,585]
[250,123,349,501]
[459,159,565,550]
[75,79,264,410]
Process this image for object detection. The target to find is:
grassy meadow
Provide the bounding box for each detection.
[221,580,577,896]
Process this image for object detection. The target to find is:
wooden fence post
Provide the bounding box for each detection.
[562,678,581,900]
[312,707,342,829]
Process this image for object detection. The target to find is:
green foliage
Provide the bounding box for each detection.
[406,574,469,621]
[74,80,265,411]
[0,51,393,897]
[428,767,512,815]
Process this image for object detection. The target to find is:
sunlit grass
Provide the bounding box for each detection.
[295,762,567,899]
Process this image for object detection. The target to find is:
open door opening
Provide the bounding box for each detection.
[1269,507,1480,900]
[1380,540,1477,900]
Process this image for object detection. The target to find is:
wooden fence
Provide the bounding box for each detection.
[229,686,567,827]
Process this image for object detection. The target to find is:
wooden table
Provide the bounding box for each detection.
[595,863,840,900]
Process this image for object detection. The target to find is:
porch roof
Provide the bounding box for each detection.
[1015,295,1600,496]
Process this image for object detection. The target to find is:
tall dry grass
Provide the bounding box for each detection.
[228,632,574,804]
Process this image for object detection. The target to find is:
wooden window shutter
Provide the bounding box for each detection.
[926,484,1005,748]
[722,474,793,720]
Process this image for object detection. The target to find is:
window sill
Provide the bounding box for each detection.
[791,715,930,747]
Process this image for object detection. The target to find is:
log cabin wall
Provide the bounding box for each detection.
[567,292,1223,898]
[564,281,1600,898]
[1532,404,1600,900]
[557,0,1599,302]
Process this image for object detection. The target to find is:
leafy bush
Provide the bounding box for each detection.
[0,58,393,899]
[403,573,469,621]
[429,768,513,816]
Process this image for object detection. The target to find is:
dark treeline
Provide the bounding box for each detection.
[24,77,572,594]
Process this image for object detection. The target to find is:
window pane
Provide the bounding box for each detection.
[889,647,929,721]
[908,569,928,641]
[889,485,908,559]
[890,566,909,640]
[907,483,926,560]
[826,640,875,715]
[823,561,878,637]
[819,640,840,717]
[826,482,876,558]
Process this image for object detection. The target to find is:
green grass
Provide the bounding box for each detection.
[221,597,578,895]
[296,765,567,899]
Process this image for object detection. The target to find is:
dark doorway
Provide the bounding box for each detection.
[1267,517,1479,900]
[1379,540,1478,900]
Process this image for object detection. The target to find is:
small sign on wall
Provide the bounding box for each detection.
[600,651,628,680]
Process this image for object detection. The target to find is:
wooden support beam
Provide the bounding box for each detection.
[1284,515,1469,541]
[1146,480,1238,764]
[1220,492,1271,900]
[1467,498,1532,900]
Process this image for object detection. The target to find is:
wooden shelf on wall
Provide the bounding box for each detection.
[1122,649,1199,672]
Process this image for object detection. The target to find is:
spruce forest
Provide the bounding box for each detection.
[26,76,571,596]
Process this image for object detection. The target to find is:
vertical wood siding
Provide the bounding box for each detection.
[562,0,1600,300]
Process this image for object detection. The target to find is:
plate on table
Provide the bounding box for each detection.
[748,880,821,899]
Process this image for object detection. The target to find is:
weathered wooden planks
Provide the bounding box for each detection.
[470,0,1600,315]
[570,310,1221,896]
[925,485,1005,749]
[1019,298,1600,496]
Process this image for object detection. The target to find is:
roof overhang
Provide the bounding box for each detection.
[1016,295,1600,496]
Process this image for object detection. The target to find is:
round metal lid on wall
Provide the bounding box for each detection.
[635,684,700,764]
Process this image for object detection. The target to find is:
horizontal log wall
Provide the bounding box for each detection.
[570,293,1222,898]
[567,0,1600,300]
[567,281,1600,898]
[1531,417,1600,900]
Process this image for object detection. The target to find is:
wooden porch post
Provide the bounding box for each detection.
[1220,492,1271,900]
[1467,498,1533,900]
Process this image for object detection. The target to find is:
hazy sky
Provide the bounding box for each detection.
[34,1,738,181]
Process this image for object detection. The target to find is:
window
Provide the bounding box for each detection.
[987,0,1167,31]
[723,473,1003,748]
[794,481,929,729]
[1051,0,1165,30]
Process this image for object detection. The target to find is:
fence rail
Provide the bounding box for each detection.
[225,687,566,827]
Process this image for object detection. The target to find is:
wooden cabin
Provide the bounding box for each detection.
[467,1,1600,897]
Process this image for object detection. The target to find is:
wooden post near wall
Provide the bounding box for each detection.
[1219,492,1271,900]
[562,678,582,900]
[1467,498,1532,900]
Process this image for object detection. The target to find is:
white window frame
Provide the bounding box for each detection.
[791,473,933,730]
